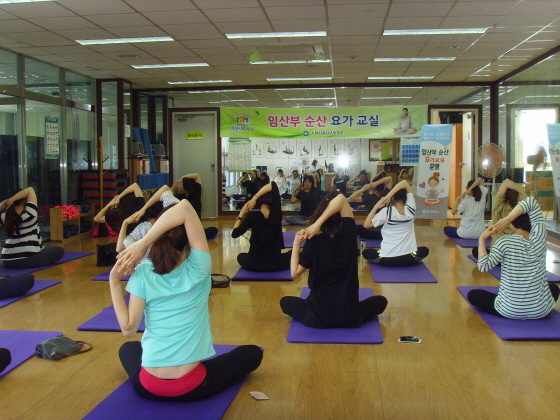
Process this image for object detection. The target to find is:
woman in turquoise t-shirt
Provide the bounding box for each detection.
[111,200,262,401]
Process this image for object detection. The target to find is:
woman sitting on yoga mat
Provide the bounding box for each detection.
[472,178,527,259]
[467,196,560,319]
[362,180,429,266]
[444,177,488,240]
[280,192,388,328]
[231,182,292,272]
[0,187,64,269]
[0,274,35,300]
[172,173,218,240]
[286,174,321,226]
[94,183,145,235]
[110,199,263,402]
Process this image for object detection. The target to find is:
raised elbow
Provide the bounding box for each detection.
[122,330,136,339]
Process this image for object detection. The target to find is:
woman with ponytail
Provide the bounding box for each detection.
[280,192,388,328]
[110,200,262,401]
[444,177,488,239]
[0,187,64,269]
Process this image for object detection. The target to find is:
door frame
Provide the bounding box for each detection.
[167,107,221,217]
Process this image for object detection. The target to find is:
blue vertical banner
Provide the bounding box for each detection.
[546,124,560,210]
[415,124,453,219]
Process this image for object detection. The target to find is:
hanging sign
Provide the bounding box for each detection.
[547,124,560,210]
[220,106,427,139]
[186,131,204,140]
[415,124,453,219]
[45,116,60,159]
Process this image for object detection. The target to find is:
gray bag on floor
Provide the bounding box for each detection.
[35,336,92,361]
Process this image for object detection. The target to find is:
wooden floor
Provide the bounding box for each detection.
[2,219,560,420]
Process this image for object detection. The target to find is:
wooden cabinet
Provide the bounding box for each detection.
[49,206,95,243]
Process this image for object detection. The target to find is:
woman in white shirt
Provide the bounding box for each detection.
[272,169,287,195]
[362,180,429,266]
[444,178,487,239]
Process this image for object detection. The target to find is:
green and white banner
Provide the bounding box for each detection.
[220,106,427,139]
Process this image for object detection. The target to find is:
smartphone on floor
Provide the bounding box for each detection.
[398,336,421,343]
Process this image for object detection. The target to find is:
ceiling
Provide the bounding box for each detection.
[0,0,559,108]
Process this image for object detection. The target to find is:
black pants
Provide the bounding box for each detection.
[443,226,461,238]
[1,246,65,269]
[357,226,382,240]
[0,348,11,373]
[280,295,388,328]
[467,285,560,317]
[471,247,492,260]
[204,227,219,240]
[237,250,292,272]
[119,341,263,402]
[363,247,429,267]
[281,193,292,200]
[0,274,34,299]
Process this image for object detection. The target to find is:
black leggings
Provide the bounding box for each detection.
[0,348,11,373]
[280,295,388,328]
[363,247,429,267]
[237,250,292,272]
[119,341,263,402]
[467,285,560,317]
[356,225,382,240]
[1,245,64,269]
[443,226,461,238]
[0,274,34,299]
[204,227,219,240]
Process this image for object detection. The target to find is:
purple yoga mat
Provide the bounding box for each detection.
[467,254,560,283]
[457,286,560,340]
[446,235,491,248]
[83,345,248,420]
[92,269,130,282]
[286,288,383,344]
[360,238,382,248]
[208,232,222,241]
[282,230,306,248]
[0,251,93,277]
[78,296,145,332]
[0,330,62,377]
[0,280,61,309]
[232,268,292,282]
[368,262,437,283]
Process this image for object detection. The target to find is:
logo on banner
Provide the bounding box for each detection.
[231,114,254,133]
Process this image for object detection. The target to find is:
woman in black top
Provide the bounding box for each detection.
[285,174,321,225]
[236,170,261,210]
[280,192,388,328]
[231,182,291,272]
[172,173,218,240]
[332,169,349,195]
[94,183,145,235]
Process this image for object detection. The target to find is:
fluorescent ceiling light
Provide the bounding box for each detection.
[384,28,489,36]
[226,31,326,39]
[132,63,208,69]
[374,57,455,62]
[275,87,334,91]
[213,99,260,102]
[361,97,412,99]
[76,36,174,45]
[368,76,434,80]
[0,0,56,3]
[168,80,232,85]
[267,77,332,81]
[188,89,246,94]
[252,59,330,65]
[283,97,336,101]
[525,95,560,98]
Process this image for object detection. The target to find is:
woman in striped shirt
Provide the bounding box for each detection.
[468,197,559,319]
[1,187,64,269]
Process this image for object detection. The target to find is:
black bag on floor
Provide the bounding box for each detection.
[36,336,92,361]
[97,243,118,266]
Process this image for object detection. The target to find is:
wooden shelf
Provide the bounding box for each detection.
[49,206,95,243]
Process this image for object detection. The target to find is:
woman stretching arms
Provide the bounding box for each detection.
[280,192,387,328]
[112,200,262,401]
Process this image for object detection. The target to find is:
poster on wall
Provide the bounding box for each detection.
[313,139,328,159]
[400,135,421,166]
[346,139,360,159]
[45,116,60,159]
[265,138,279,158]
[547,124,560,210]
[414,124,453,219]
[297,139,312,158]
[280,139,297,157]
[329,138,345,158]
[228,138,252,171]
[252,139,264,157]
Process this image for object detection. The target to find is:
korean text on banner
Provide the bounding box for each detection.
[415,124,453,219]
[220,106,427,139]
[547,124,560,210]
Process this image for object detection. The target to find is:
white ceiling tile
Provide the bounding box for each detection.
[270,20,327,32]
[376,43,425,52]
[142,10,209,25]
[56,0,137,15]
[9,32,75,47]
[388,2,453,17]
[496,15,558,27]
[59,53,116,62]
[266,6,326,20]
[439,16,503,28]
[160,24,223,39]
[0,9,16,20]
[85,44,142,53]
[0,2,75,18]
[449,1,518,16]
[28,16,97,31]
[181,39,233,49]
[384,17,443,30]
[327,3,389,19]
[0,34,22,44]
[328,19,384,35]
[107,26,168,38]
[42,45,95,55]
[194,0,262,9]
[191,47,241,57]
[124,0,197,12]
[214,21,273,34]
[0,19,43,33]
[87,60,130,70]
[55,29,117,41]
[204,55,250,65]
[508,1,560,16]
[203,7,267,23]
[85,13,154,28]
[330,36,378,46]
